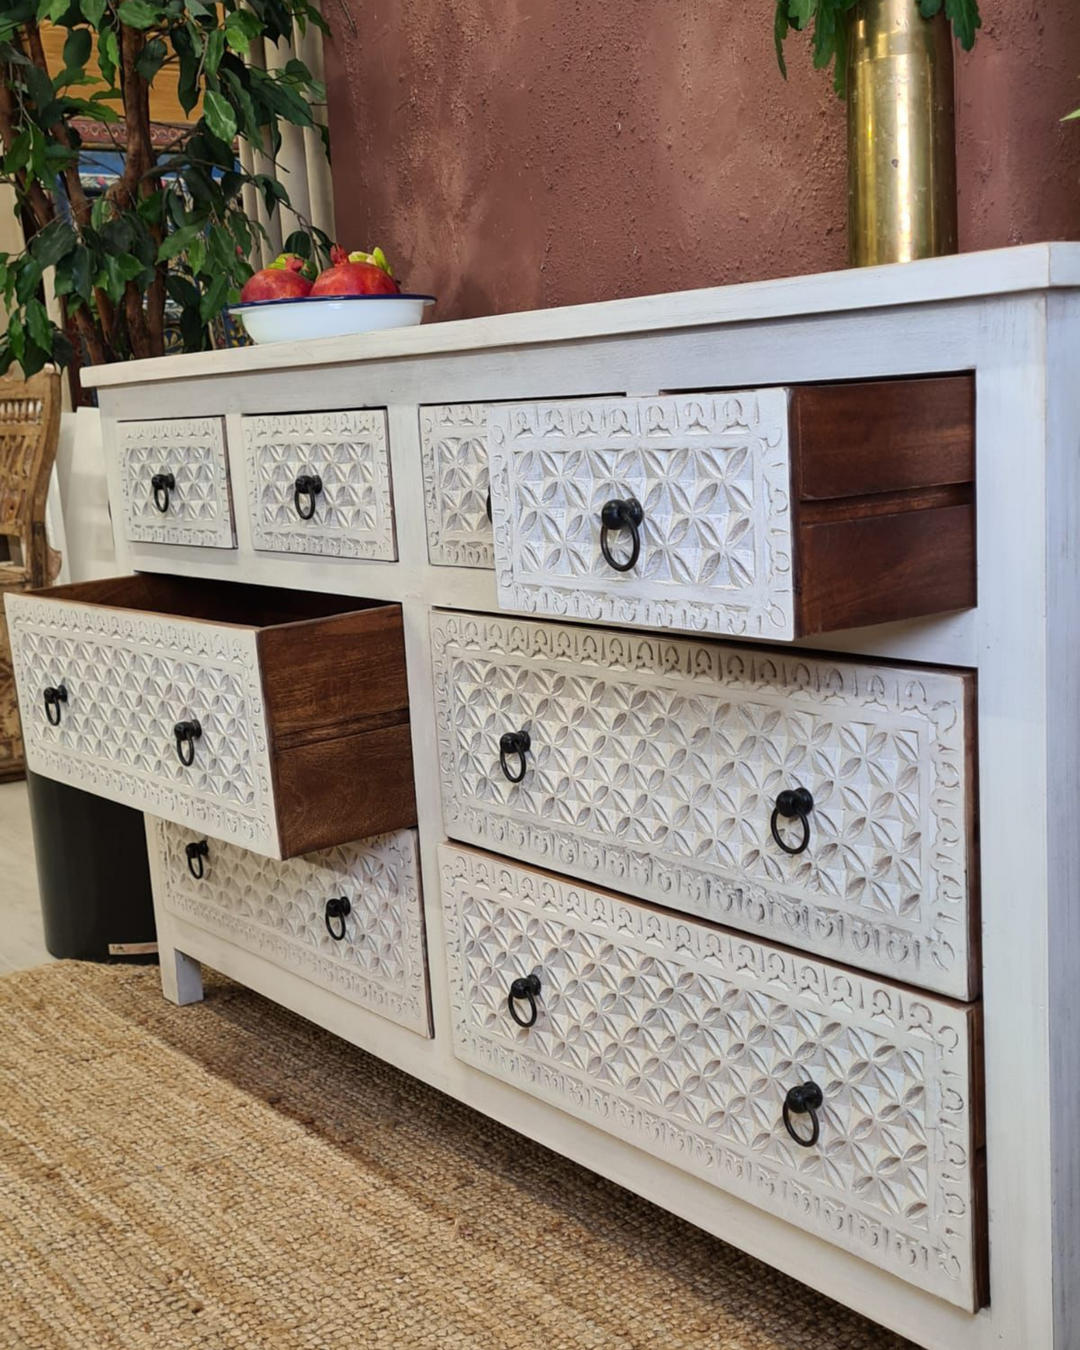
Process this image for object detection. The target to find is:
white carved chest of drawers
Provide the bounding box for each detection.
[23,244,1079,1350]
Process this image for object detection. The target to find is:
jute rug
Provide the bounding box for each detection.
[0,962,915,1350]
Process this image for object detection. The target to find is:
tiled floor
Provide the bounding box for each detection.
[0,780,52,974]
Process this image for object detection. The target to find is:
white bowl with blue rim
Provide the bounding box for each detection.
[230,293,436,345]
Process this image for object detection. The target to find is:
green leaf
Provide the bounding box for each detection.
[204,26,225,75]
[135,36,167,79]
[29,220,76,269]
[117,0,160,29]
[199,271,228,323]
[25,297,54,353]
[98,26,119,84]
[71,245,93,303]
[223,7,262,52]
[1065,107,1080,122]
[774,0,789,77]
[203,90,238,144]
[62,26,92,71]
[220,68,264,152]
[20,337,50,380]
[157,223,201,262]
[82,0,106,24]
[284,230,311,258]
[944,0,980,50]
[918,0,943,15]
[186,235,206,275]
[51,329,74,369]
[15,257,44,304]
[7,313,24,364]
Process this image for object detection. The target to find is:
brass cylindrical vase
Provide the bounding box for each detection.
[847,0,957,267]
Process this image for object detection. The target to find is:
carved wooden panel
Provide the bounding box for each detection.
[156,822,430,1035]
[431,611,976,998]
[243,409,397,559]
[488,394,794,638]
[6,592,277,852]
[0,605,22,781]
[117,417,236,549]
[441,844,984,1310]
[420,404,494,568]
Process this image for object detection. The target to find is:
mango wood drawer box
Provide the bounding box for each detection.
[241,408,397,560]
[487,378,975,639]
[116,416,236,550]
[431,610,978,998]
[153,821,430,1036]
[5,576,416,859]
[441,844,986,1311]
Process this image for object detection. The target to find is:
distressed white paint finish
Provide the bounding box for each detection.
[153,821,430,1035]
[440,843,982,1309]
[116,417,236,548]
[5,591,278,854]
[242,409,397,559]
[488,393,795,638]
[419,403,495,568]
[431,611,974,997]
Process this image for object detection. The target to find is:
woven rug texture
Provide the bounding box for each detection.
[0,961,916,1350]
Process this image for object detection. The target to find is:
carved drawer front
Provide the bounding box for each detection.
[242,409,397,559]
[155,821,430,1036]
[421,404,495,568]
[6,576,416,860]
[431,611,977,998]
[441,844,986,1310]
[488,381,975,639]
[117,417,236,549]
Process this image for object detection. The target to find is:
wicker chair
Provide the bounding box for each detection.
[0,369,62,782]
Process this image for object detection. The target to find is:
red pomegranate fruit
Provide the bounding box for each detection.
[311,245,401,297]
[240,253,315,303]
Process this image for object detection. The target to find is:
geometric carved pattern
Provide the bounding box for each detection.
[117,417,236,549]
[440,844,983,1310]
[6,593,279,854]
[488,394,795,638]
[431,612,975,998]
[156,822,430,1035]
[242,409,397,559]
[420,404,494,568]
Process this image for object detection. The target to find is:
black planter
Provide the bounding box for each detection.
[26,770,156,961]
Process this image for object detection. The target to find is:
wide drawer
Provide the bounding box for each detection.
[154,821,430,1036]
[116,417,236,549]
[431,611,978,998]
[242,409,397,559]
[488,381,975,639]
[441,844,986,1310]
[6,576,415,859]
[420,404,494,568]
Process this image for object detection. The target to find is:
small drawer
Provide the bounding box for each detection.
[441,844,986,1310]
[420,404,494,569]
[116,417,236,549]
[242,409,397,559]
[488,380,975,639]
[431,611,978,998]
[6,576,415,859]
[154,822,430,1036]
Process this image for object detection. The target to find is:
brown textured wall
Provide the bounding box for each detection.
[324,0,1080,319]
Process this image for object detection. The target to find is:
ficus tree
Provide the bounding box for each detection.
[0,0,331,379]
[774,0,981,94]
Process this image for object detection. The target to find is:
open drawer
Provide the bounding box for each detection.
[5,576,416,859]
[488,378,976,639]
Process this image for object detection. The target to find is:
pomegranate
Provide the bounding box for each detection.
[311,244,401,297]
[240,253,315,303]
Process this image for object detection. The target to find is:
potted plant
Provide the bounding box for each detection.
[0,0,331,380]
[775,0,981,266]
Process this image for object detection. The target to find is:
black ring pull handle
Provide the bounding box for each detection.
[185,839,209,880]
[43,684,68,726]
[508,973,541,1028]
[770,787,814,855]
[485,488,492,523]
[499,729,531,784]
[782,1081,824,1148]
[599,496,644,572]
[151,471,175,514]
[325,896,351,941]
[173,719,202,767]
[293,473,323,521]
